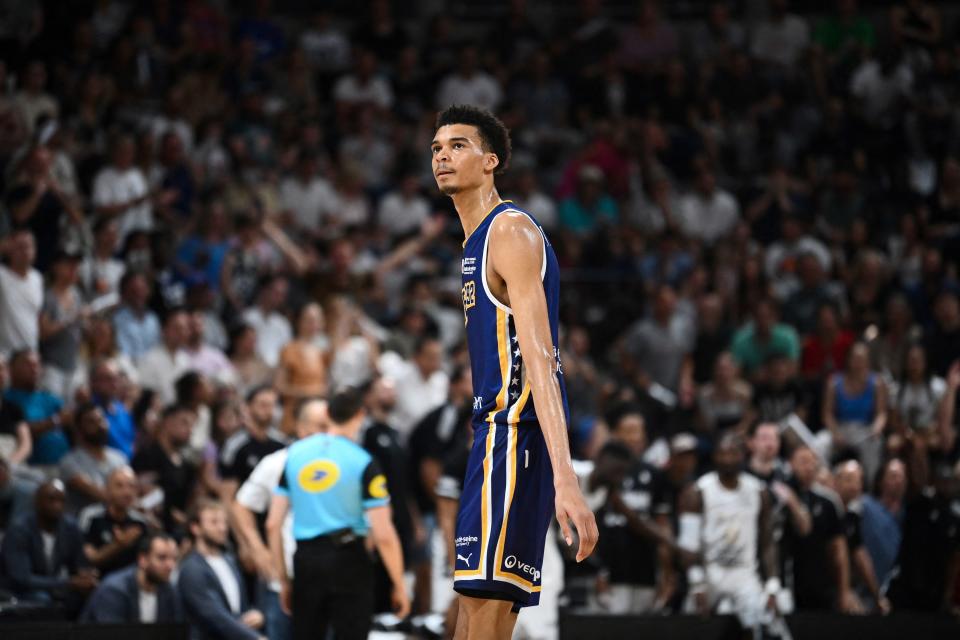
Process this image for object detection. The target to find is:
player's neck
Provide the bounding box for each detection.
[452,185,502,240]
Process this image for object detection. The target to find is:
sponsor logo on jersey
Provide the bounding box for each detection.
[455,535,479,548]
[461,257,477,275]
[457,553,473,565]
[504,555,541,583]
[297,460,340,493]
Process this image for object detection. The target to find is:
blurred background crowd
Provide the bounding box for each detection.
[0,0,959,637]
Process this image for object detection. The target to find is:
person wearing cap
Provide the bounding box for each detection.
[39,248,87,400]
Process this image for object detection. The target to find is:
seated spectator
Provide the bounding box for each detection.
[783,253,845,335]
[242,275,292,369]
[822,342,888,484]
[812,0,876,57]
[691,293,732,385]
[59,403,127,514]
[89,359,136,460]
[0,353,32,467]
[616,0,678,70]
[785,446,859,613]
[765,217,831,303]
[800,303,854,381]
[696,351,753,437]
[178,499,264,640]
[889,343,948,450]
[80,532,182,623]
[833,460,890,614]
[377,172,430,239]
[279,150,337,234]
[333,49,394,122]
[12,60,58,135]
[924,290,960,378]
[869,293,918,380]
[0,228,43,356]
[435,45,502,112]
[730,298,800,382]
[4,349,70,466]
[79,466,148,577]
[750,0,810,68]
[132,404,198,538]
[675,168,739,247]
[559,165,618,235]
[113,271,161,361]
[1,480,97,615]
[137,308,191,405]
[861,458,907,591]
[176,371,215,456]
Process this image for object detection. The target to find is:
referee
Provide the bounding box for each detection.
[266,387,410,640]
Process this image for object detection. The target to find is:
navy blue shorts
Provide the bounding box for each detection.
[453,421,554,608]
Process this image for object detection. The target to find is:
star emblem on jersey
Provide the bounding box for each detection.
[512,335,518,343]
[513,348,521,358]
[513,362,520,372]
[510,390,519,401]
[511,377,519,387]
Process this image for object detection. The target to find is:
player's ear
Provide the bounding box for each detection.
[484,152,500,174]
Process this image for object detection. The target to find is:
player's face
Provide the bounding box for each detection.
[431,124,494,195]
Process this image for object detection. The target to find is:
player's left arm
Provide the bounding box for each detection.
[488,212,598,562]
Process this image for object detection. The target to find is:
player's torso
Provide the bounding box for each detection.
[460,201,567,429]
[699,472,761,569]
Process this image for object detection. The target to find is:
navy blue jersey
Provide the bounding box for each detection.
[460,201,569,430]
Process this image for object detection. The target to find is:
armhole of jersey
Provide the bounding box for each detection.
[481,209,547,315]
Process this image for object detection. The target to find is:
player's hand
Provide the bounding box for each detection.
[391,582,411,619]
[241,609,264,629]
[766,594,778,614]
[838,589,864,615]
[877,595,891,615]
[279,579,293,616]
[555,473,598,563]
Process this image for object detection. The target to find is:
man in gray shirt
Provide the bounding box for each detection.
[59,403,127,514]
[623,284,695,400]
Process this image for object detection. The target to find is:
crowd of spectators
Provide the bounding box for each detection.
[0,0,959,637]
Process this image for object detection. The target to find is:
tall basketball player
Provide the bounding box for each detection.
[431,105,598,639]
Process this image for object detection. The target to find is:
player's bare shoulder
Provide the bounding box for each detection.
[487,210,543,274]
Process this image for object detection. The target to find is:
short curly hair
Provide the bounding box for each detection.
[435,104,511,174]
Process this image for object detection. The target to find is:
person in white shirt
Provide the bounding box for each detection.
[80,218,126,300]
[137,309,192,405]
[676,168,740,246]
[332,49,393,116]
[749,0,810,68]
[279,151,337,234]
[436,46,502,112]
[231,399,328,640]
[377,173,431,238]
[92,134,153,243]
[379,337,449,440]
[0,228,44,356]
[13,61,58,134]
[242,276,293,369]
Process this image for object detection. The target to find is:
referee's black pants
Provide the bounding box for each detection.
[292,537,373,640]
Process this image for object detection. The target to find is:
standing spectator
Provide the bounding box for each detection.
[276,304,328,436]
[89,359,136,460]
[113,271,161,361]
[435,45,502,112]
[39,250,86,400]
[184,311,236,390]
[558,165,618,235]
[833,460,890,614]
[785,446,859,613]
[175,371,215,457]
[889,343,948,449]
[132,404,199,537]
[691,293,733,386]
[696,351,753,437]
[4,349,70,466]
[92,134,154,243]
[675,168,739,247]
[80,218,126,301]
[0,228,43,357]
[750,0,810,68]
[731,298,800,382]
[229,324,274,397]
[137,308,192,405]
[822,342,888,484]
[78,466,148,577]
[178,499,265,640]
[80,532,182,623]
[379,336,449,440]
[59,404,127,515]
[0,353,32,468]
[243,275,293,369]
[5,145,82,272]
[218,386,284,498]
[1,480,96,614]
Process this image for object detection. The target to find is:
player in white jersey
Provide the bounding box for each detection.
[679,433,786,636]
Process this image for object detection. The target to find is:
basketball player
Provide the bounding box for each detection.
[678,433,784,635]
[431,105,598,639]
